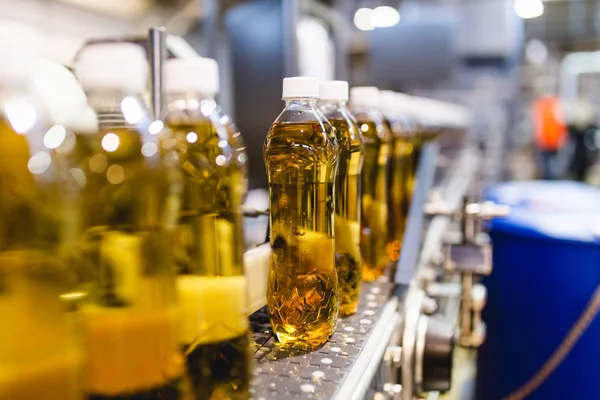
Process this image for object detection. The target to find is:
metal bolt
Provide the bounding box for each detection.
[385,345,403,365]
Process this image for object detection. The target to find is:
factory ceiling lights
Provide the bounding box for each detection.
[353,5,401,31]
[514,0,545,19]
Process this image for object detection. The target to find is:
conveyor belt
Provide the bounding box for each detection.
[246,143,478,400]
[250,279,397,399]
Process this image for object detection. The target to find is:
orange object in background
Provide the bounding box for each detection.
[532,95,568,151]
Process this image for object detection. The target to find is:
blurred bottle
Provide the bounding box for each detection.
[164,57,251,400]
[263,77,339,348]
[73,43,186,400]
[318,80,363,317]
[380,91,415,266]
[350,87,392,282]
[0,21,83,400]
[409,97,441,176]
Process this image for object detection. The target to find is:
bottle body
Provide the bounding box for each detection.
[166,94,251,400]
[263,98,339,348]
[353,109,392,282]
[220,113,249,198]
[387,118,415,265]
[66,92,186,399]
[319,101,364,316]
[0,87,82,400]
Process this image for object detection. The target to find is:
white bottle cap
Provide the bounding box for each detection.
[32,58,88,127]
[282,76,318,99]
[165,57,219,96]
[379,90,396,114]
[76,42,148,93]
[0,20,41,81]
[393,92,413,116]
[319,80,349,101]
[350,86,379,108]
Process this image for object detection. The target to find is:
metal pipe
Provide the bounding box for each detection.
[148,27,167,121]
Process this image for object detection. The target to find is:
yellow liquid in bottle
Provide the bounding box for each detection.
[167,117,251,400]
[264,121,338,348]
[0,119,82,400]
[387,128,415,264]
[356,119,392,281]
[69,124,186,399]
[328,118,363,316]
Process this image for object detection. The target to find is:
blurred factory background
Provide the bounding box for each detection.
[5,0,599,190]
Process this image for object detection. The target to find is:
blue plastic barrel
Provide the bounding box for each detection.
[476,181,600,400]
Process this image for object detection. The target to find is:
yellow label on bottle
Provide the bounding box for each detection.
[82,307,183,396]
[0,353,82,400]
[335,218,361,260]
[177,275,248,345]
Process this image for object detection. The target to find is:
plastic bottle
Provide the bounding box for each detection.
[0,21,83,400]
[318,80,364,316]
[263,77,339,348]
[73,42,186,400]
[164,57,251,399]
[350,86,392,282]
[380,91,415,265]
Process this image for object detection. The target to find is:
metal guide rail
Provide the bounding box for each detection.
[249,279,399,400]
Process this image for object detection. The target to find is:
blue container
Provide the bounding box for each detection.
[476,181,600,400]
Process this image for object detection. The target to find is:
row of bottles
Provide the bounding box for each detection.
[263,77,445,349]
[0,19,470,400]
[0,21,249,400]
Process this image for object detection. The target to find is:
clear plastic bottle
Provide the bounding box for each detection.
[394,94,421,232]
[318,80,364,317]
[350,87,392,282]
[264,77,339,348]
[73,43,186,400]
[164,57,251,400]
[380,91,415,265]
[0,21,83,400]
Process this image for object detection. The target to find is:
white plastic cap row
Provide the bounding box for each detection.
[76,42,221,96]
[356,87,473,129]
[280,79,472,128]
[282,77,353,101]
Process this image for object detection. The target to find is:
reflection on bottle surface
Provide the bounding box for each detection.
[326,117,363,317]
[68,121,186,399]
[356,119,392,282]
[0,118,82,400]
[387,129,415,265]
[264,121,338,348]
[178,277,249,400]
[168,114,250,400]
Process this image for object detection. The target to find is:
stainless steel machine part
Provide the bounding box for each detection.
[148,26,167,121]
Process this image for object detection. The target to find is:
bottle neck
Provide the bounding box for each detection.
[284,97,318,109]
[352,103,377,112]
[319,99,347,107]
[85,89,143,110]
[167,91,215,103]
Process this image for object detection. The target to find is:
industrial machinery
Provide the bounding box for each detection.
[48,25,509,400]
[244,141,508,400]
